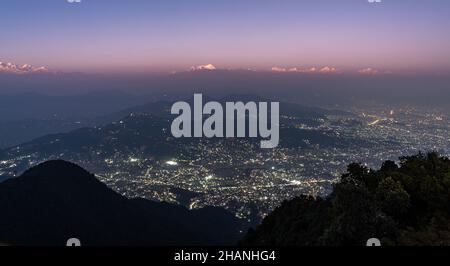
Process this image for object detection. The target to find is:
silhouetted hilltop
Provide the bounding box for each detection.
[243,152,450,246]
[0,176,10,183]
[0,160,244,246]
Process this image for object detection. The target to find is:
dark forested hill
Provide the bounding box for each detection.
[3,111,364,165]
[243,152,450,246]
[0,160,244,246]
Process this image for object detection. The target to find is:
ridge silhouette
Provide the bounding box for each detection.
[0,160,244,246]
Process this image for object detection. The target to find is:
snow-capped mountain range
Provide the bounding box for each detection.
[0,61,49,74]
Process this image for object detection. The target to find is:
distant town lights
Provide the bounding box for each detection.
[166,160,178,166]
[129,158,139,163]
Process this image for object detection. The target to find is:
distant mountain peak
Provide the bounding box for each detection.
[189,64,217,71]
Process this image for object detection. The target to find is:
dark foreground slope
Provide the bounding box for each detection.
[243,152,450,246]
[0,160,244,246]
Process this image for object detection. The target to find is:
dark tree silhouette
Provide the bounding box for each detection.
[243,152,450,246]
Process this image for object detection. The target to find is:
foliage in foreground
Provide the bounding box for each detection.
[243,152,450,246]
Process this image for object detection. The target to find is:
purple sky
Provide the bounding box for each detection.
[1,0,450,74]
